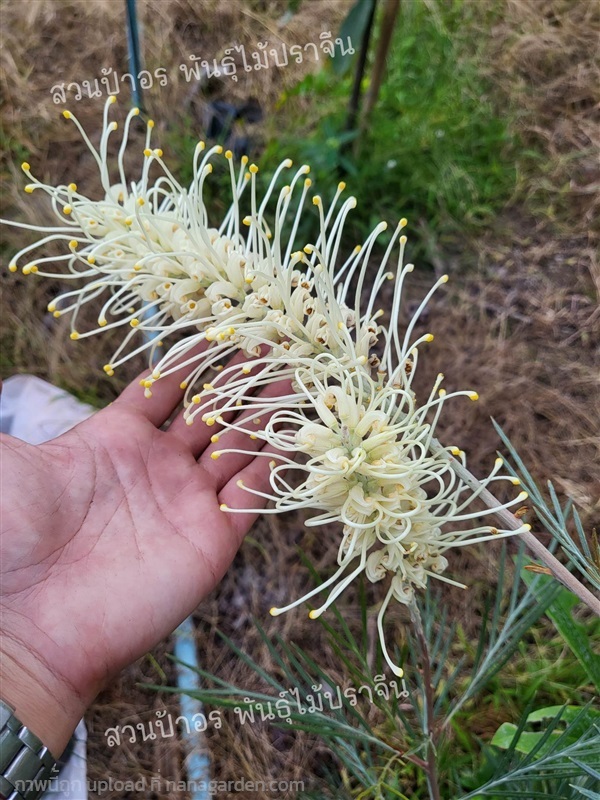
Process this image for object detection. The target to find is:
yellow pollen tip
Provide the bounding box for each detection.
[304,178,312,188]
[250,434,257,441]
[269,460,276,469]
[98,319,107,327]
[468,392,479,401]
[8,263,17,272]
[269,607,282,617]
[518,491,529,501]
[147,119,155,128]
[67,182,77,192]
[225,149,233,159]
[511,478,521,486]
[87,256,96,265]
[124,217,133,226]
[308,610,319,620]
[103,364,114,374]
[69,240,78,249]
[152,371,161,380]
[424,334,434,342]
[205,418,216,427]
[249,164,258,174]
[215,145,223,154]
[143,148,152,157]
[312,196,321,205]
[400,217,408,228]
[400,235,407,245]
[153,148,163,158]
[63,205,72,215]
[241,366,251,374]
[179,381,188,390]
[52,310,61,318]
[24,185,34,193]
[495,457,504,467]
[211,452,221,460]
[69,331,79,340]
[219,503,228,511]
[236,479,244,488]
[523,523,532,531]
[210,434,220,443]
[441,274,449,283]
[132,107,140,115]
[185,416,194,426]
[197,141,205,151]
[62,110,72,119]
[108,95,117,104]
[338,181,346,191]
[137,197,145,206]
[21,162,31,171]
[203,383,214,391]
[450,447,461,456]
[130,318,140,327]
[192,394,201,404]
[47,302,56,312]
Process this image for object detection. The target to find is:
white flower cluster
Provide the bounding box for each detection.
[3,98,529,675]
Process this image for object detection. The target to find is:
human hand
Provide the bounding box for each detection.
[0,354,284,756]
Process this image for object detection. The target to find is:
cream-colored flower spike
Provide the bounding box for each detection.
[218,357,529,676]
[2,97,378,398]
[3,98,530,676]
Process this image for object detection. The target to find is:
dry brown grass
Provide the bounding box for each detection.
[482,0,600,233]
[1,1,599,798]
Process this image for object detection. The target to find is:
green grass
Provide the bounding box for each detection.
[262,0,517,242]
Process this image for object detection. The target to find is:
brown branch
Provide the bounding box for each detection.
[362,0,401,123]
[409,601,442,800]
[429,437,600,616]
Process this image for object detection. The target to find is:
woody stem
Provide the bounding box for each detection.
[408,599,442,800]
[429,437,600,616]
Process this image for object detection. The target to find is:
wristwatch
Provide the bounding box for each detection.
[0,700,58,800]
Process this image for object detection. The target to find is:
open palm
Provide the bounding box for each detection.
[0,360,282,754]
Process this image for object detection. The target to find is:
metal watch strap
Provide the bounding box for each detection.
[0,700,58,800]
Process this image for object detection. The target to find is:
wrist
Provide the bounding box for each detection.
[0,636,91,758]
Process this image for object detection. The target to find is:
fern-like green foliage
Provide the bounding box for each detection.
[144,536,600,798]
[493,420,600,593]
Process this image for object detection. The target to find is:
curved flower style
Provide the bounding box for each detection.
[2,98,530,676]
